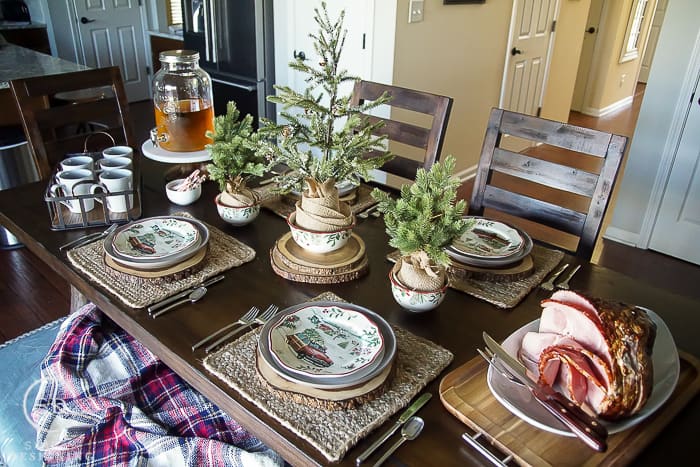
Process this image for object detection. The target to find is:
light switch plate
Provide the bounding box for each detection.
[409,0,424,23]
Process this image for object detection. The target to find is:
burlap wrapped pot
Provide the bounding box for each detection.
[395,252,447,292]
[294,178,353,232]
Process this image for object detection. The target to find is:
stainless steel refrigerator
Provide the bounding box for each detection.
[182,0,275,125]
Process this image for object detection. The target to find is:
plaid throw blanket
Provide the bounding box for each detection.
[31,304,284,467]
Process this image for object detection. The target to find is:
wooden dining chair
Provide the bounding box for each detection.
[9,66,135,180]
[349,80,453,182]
[470,108,628,259]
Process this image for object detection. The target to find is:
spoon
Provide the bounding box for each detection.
[372,416,424,467]
[151,287,207,318]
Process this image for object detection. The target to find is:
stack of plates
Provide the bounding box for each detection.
[446,216,532,268]
[257,301,396,400]
[103,216,210,277]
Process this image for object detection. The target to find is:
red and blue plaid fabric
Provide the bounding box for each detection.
[31,304,283,467]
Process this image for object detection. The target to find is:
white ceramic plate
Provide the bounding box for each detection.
[451,217,524,258]
[258,301,396,389]
[104,217,209,270]
[112,217,199,259]
[446,226,533,268]
[487,307,680,436]
[268,304,384,378]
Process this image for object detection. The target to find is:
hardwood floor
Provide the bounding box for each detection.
[2,88,700,343]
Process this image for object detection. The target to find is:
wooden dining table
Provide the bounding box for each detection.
[0,156,698,466]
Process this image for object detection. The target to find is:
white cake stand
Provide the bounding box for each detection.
[141,140,212,182]
[141,140,211,163]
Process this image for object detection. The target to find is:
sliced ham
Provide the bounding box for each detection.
[519,291,656,420]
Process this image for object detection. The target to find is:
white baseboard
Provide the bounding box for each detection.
[603,226,641,247]
[581,95,634,118]
[455,164,477,182]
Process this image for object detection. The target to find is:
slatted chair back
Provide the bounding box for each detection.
[9,66,134,180]
[470,108,627,259]
[350,80,453,182]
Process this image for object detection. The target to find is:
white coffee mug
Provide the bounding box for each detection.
[49,169,98,213]
[60,155,94,172]
[102,146,133,159]
[97,156,132,172]
[93,168,133,213]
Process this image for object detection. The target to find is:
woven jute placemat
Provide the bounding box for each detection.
[388,244,565,309]
[66,214,256,308]
[255,184,378,220]
[203,291,453,463]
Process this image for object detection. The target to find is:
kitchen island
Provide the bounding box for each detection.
[0,43,87,125]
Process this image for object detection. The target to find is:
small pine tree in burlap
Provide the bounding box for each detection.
[372,156,471,290]
[255,2,393,198]
[206,101,268,206]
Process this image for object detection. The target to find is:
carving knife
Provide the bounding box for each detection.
[355,393,432,465]
[147,275,225,314]
[483,332,608,452]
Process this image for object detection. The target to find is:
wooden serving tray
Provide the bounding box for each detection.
[439,351,700,466]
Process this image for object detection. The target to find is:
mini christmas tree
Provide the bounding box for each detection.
[256,2,393,196]
[372,156,471,290]
[207,101,267,205]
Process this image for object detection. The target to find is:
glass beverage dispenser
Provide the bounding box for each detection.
[152,50,214,152]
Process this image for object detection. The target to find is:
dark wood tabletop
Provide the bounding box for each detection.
[1,157,698,466]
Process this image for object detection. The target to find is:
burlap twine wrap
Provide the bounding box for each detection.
[256,183,380,220]
[395,253,447,291]
[219,188,259,208]
[388,244,565,309]
[203,292,453,463]
[66,214,256,308]
[294,180,353,232]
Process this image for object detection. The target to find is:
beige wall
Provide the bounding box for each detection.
[588,0,657,111]
[391,0,511,175]
[540,0,591,122]
[392,0,593,175]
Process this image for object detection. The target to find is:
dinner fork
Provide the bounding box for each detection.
[556,265,581,290]
[540,263,569,291]
[477,347,524,387]
[191,306,260,351]
[204,304,279,354]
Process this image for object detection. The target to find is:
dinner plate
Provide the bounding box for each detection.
[112,217,199,259]
[451,217,524,259]
[258,301,396,390]
[104,216,209,270]
[268,303,384,378]
[446,225,533,268]
[487,307,680,436]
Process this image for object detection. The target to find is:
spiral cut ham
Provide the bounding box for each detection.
[519,290,656,420]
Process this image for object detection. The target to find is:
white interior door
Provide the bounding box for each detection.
[638,0,667,83]
[501,0,559,116]
[280,0,373,104]
[648,74,700,265]
[74,0,149,102]
[571,0,604,112]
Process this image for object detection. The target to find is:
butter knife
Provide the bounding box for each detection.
[355,393,432,465]
[147,275,225,314]
[483,332,608,451]
[59,223,118,251]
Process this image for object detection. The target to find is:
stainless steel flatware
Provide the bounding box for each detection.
[358,205,378,219]
[191,305,260,351]
[148,275,225,314]
[59,223,118,251]
[540,263,569,291]
[556,264,581,290]
[482,332,608,452]
[203,304,279,353]
[372,416,424,467]
[356,392,432,465]
[151,287,207,318]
